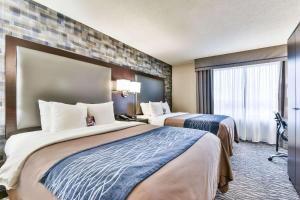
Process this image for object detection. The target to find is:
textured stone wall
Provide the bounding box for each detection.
[0,0,172,134]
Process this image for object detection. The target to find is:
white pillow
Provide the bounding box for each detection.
[140,103,150,116]
[77,101,115,125]
[149,101,164,117]
[38,100,52,131]
[162,102,171,114]
[50,102,87,132]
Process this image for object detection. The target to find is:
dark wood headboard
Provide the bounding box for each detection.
[135,73,165,114]
[5,35,137,138]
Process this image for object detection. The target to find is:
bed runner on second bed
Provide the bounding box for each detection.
[183,114,228,135]
[40,126,207,200]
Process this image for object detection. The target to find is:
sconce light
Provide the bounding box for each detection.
[115,79,141,97]
[116,79,130,97]
[129,82,141,94]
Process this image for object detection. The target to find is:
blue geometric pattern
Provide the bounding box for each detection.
[40,126,207,200]
[184,114,228,135]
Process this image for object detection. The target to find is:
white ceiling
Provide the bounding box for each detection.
[34,0,300,65]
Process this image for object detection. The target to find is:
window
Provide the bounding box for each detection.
[213,61,281,144]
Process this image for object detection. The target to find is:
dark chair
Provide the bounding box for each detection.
[268,112,288,161]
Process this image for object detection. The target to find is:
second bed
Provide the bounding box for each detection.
[138,112,239,156]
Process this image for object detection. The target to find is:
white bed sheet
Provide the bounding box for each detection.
[137,112,187,126]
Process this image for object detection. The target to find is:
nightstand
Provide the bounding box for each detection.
[135,118,149,124]
[116,116,148,124]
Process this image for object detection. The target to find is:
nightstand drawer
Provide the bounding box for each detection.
[115,116,148,124]
[135,118,148,124]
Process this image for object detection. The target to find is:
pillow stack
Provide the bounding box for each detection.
[149,102,164,117]
[140,101,171,117]
[38,100,115,133]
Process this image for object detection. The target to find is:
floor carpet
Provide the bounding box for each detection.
[215,142,299,200]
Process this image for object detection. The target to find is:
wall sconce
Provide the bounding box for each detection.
[129,81,141,94]
[116,79,130,97]
[115,80,141,97]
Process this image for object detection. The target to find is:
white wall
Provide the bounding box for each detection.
[172,61,197,113]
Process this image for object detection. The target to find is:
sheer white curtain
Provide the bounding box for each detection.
[213,62,281,144]
[213,67,246,137]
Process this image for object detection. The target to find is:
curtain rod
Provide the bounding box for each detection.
[195,56,287,71]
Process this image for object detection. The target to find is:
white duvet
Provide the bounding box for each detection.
[137,112,187,126]
[0,121,143,190]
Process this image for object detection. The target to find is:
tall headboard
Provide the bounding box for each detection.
[16,47,111,131]
[135,73,165,114]
[5,36,134,138]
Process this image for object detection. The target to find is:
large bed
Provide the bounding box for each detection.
[0,36,233,200]
[3,122,232,200]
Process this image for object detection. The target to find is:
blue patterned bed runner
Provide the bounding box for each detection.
[40,126,207,200]
[184,114,228,135]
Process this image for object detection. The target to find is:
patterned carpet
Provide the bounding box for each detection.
[215,142,299,200]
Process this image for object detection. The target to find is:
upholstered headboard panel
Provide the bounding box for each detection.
[16,46,111,130]
[135,73,164,114]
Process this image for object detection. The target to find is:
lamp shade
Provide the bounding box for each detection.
[116,79,130,91]
[129,81,141,93]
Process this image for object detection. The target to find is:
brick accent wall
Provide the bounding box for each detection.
[0,0,172,135]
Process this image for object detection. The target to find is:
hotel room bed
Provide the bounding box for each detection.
[1,122,232,200]
[138,112,239,156]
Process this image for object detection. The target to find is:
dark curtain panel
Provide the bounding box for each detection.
[278,61,287,118]
[196,70,214,114]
